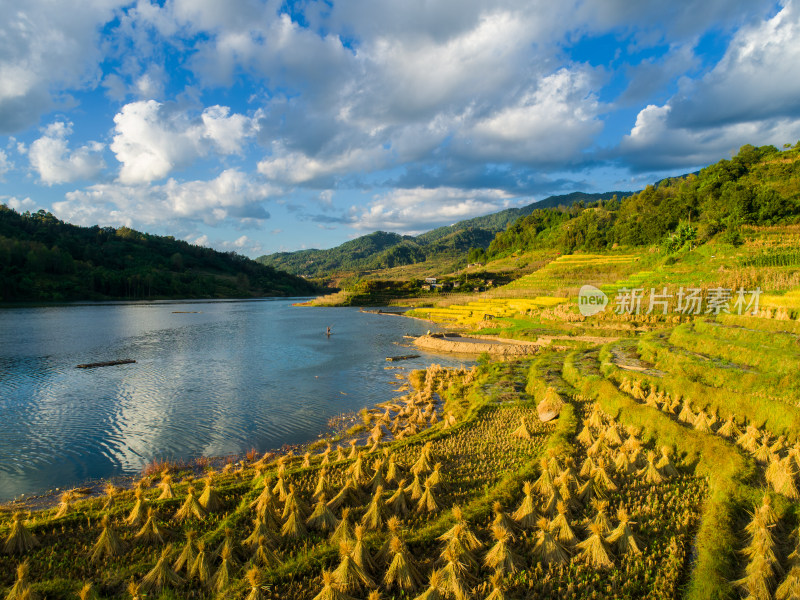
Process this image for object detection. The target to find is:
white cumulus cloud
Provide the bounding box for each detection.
[0,0,124,133]
[110,101,258,184]
[619,104,800,171]
[53,169,277,230]
[457,67,603,165]
[669,0,800,128]
[350,187,519,233]
[28,121,106,185]
[0,149,11,181]
[2,196,37,212]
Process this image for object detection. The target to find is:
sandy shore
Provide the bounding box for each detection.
[413,332,552,355]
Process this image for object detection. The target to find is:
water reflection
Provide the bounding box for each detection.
[0,299,470,500]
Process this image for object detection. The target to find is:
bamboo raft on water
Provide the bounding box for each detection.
[76,359,136,369]
[386,354,420,362]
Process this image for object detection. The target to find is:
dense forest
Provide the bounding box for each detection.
[479,143,800,260]
[257,191,625,277]
[0,206,320,302]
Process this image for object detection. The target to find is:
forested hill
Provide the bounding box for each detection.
[0,205,320,302]
[481,143,800,259]
[257,191,627,277]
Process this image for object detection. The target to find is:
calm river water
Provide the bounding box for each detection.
[0,299,468,501]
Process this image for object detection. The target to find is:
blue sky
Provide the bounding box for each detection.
[1,0,798,257]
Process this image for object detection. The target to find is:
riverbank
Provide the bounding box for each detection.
[0,355,466,513]
[413,332,563,355]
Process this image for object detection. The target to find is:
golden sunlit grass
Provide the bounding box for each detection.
[4,282,800,600]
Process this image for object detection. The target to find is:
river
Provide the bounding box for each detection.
[0,299,469,501]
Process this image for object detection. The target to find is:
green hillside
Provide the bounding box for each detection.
[482,143,800,260]
[257,191,627,277]
[0,206,320,302]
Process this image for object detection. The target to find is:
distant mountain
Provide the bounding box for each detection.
[0,205,320,302]
[257,191,630,277]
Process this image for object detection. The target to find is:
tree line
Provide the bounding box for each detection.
[0,207,319,302]
[477,143,800,259]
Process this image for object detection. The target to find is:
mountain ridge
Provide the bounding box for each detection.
[257,191,630,277]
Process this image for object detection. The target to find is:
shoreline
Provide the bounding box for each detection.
[0,405,371,512]
[0,311,468,512]
[0,305,470,512]
[413,332,556,355]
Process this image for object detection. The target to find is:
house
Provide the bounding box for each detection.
[424,277,437,284]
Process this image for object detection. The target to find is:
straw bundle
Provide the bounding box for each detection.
[483,525,521,574]
[281,507,308,539]
[384,536,424,592]
[576,522,614,568]
[7,560,34,600]
[244,567,266,600]
[416,481,440,514]
[606,507,643,556]
[243,516,279,548]
[158,473,175,499]
[189,541,212,586]
[412,569,445,600]
[352,525,377,575]
[78,582,100,600]
[210,546,234,594]
[332,540,376,592]
[512,417,532,440]
[362,486,390,529]
[282,484,310,519]
[3,513,39,555]
[330,507,356,545]
[440,545,473,600]
[307,494,341,533]
[90,515,126,563]
[252,535,281,568]
[312,570,360,600]
[385,480,410,517]
[172,530,197,573]
[198,476,224,513]
[532,517,569,565]
[135,507,166,545]
[173,487,208,521]
[141,545,183,594]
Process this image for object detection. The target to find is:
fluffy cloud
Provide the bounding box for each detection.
[349,187,519,233]
[218,235,264,256]
[0,149,10,181]
[668,1,800,128]
[619,104,800,170]
[455,68,603,165]
[573,0,774,40]
[618,1,800,171]
[257,144,386,185]
[2,196,37,212]
[110,101,258,183]
[355,10,535,122]
[28,121,105,185]
[53,169,276,229]
[0,0,124,133]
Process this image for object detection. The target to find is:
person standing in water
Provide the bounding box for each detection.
[326,326,332,336]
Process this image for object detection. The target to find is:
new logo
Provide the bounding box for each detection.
[578,285,608,316]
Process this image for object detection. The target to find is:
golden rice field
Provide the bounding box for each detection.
[3,344,743,600]
[6,238,800,600]
[561,317,800,600]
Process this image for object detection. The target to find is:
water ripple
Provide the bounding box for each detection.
[0,300,470,500]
